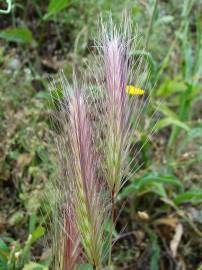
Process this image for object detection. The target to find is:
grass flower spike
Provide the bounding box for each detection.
[50,73,107,269]
[94,16,147,196]
[49,15,149,269]
[68,89,105,267]
[88,16,148,266]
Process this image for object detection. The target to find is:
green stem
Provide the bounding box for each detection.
[145,0,158,49]
[166,84,192,159]
[108,190,115,268]
[156,37,177,83]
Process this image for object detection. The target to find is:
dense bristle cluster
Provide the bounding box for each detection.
[89,16,149,196]
[49,15,149,269]
[49,75,108,269]
[67,90,105,266]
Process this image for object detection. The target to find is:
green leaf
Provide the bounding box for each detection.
[186,125,202,141]
[150,233,160,270]
[0,27,33,44]
[155,117,190,131]
[0,260,8,270]
[152,182,167,198]
[0,239,9,254]
[0,239,10,269]
[155,15,174,26]
[36,91,50,100]
[29,213,37,234]
[179,125,202,152]
[31,226,45,242]
[44,0,69,20]
[23,262,48,270]
[118,173,183,200]
[156,77,186,97]
[174,189,202,205]
[0,239,9,264]
[21,227,45,264]
[76,264,93,270]
[155,102,178,119]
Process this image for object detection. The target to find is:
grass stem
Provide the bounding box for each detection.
[145,0,158,49]
[108,190,115,268]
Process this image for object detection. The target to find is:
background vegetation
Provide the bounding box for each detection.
[0,0,201,269]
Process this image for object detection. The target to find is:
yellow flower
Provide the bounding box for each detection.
[126,85,144,96]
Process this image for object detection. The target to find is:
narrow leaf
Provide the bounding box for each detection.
[44,0,69,19]
[0,27,33,44]
[23,262,48,270]
[118,173,183,200]
[174,189,202,205]
[155,117,190,131]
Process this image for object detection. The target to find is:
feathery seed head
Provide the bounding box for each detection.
[93,15,148,195]
[48,14,149,269]
[50,72,108,268]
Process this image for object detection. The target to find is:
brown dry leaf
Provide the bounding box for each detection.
[137,211,150,221]
[170,223,183,258]
[154,217,178,229]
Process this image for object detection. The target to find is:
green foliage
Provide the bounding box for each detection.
[76,264,93,270]
[0,224,46,270]
[118,173,183,200]
[44,0,69,20]
[23,262,48,270]
[155,117,190,132]
[174,189,202,205]
[149,232,160,270]
[0,28,33,44]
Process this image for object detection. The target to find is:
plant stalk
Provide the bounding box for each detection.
[145,0,158,49]
[108,190,115,267]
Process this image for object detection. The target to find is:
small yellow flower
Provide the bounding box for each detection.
[126,85,144,96]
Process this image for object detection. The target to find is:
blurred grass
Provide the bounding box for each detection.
[0,0,202,269]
